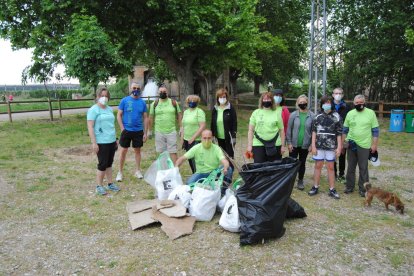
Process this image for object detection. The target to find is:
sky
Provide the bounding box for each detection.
[0,39,78,85]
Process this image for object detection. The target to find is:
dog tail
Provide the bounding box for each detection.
[364,182,372,191]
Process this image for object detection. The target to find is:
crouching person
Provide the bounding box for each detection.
[175,129,232,186]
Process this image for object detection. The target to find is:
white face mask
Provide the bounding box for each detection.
[274,96,282,104]
[218,98,227,105]
[333,94,342,101]
[98,96,108,106]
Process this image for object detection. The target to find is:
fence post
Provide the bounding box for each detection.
[7,100,12,123]
[48,97,54,121]
[58,98,62,118]
[379,101,384,119]
[235,97,239,110]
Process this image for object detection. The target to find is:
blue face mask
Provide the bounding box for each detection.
[132,89,141,97]
[188,102,197,108]
[322,103,332,112]
[274,96,282,104]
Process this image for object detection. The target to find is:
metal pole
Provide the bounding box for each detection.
[322,0,327,96]
[308,0,315,106]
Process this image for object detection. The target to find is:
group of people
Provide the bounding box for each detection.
[87,83,379,200]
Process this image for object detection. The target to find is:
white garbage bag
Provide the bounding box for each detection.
[154,167,183,200]
[219,195,240,232]
[217,188,235,213]
[167,185,192,209]
[189,186,221,221]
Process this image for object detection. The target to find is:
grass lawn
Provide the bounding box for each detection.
[0,107,413,275]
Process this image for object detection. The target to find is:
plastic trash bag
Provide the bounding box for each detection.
[144,151,173,188]
[219,195,240,232]
[155,167,183,200]
[285,198,307,219]
[189,169,223,221]
[168,185,192,209]
[218,188,235,213]
[237,157,300,245]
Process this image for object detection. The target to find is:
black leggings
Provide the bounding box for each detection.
[252,146,282,163]
[183,140,199,173]
[289,147,309,180]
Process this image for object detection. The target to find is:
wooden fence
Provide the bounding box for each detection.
[1,96,414,123]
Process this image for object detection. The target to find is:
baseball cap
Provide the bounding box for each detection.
[368,150,380,167]
[272,88,283,95]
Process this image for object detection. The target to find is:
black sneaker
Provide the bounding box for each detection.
[308,186,319,196]
[329,188,340,199]
[297,179,305,190]
[344,188,354,194]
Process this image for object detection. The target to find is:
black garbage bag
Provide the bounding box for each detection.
[286,198,307,219]
[237,157,300,245]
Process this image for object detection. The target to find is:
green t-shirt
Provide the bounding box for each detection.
[149,98,182,134]
[182,107,206,141]
[184,143,225,174]
[344,108,379,149]
[297,112,307,147]
[249,108,283,147]
[216,108,225,139]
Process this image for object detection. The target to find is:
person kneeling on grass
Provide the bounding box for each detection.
[308,96,343,199]
[87,88,120,195]
[175,129,232,187]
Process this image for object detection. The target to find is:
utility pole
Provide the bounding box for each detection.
[308,0,327,113]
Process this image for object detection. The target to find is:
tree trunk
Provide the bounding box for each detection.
[254,76,262,96]
[175,68,194,109]
[229,68,240,98]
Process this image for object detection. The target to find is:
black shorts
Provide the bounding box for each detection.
[97,142,117,171]
[119,130,143,148]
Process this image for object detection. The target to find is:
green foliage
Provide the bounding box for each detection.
[236,79,254,94]
[108,78,129,97]
[62,13,131,91]
[405,28,414,45]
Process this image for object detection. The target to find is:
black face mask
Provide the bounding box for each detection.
[355,104,365,111]
[159,92,167,99]
[262,101,272,108]
[298,103,307,110]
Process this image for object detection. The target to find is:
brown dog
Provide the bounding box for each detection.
[364,183,404,214]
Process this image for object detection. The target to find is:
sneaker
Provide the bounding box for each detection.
[96,185,107,196]
[344,188,354,194]
[329,188,340,199]
[308,186,319,196]
[296,179,305,190]
[135,170,143,179]
[116,172,123,182]
[107,183,121,192]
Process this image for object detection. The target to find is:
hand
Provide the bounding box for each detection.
[288,144,293,152]
[92,143,99,154]
[247,145,252,152]
[188,138,194,145]
[336,147,342,157]
[311,146,317,155]
[222,166,228,175]
[370,144,377,153]
[143,134,147,143]
[280,145,286,155]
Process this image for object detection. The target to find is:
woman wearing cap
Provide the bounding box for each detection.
[181,95,206,173]
[87,88,120,196]
[247,92,285,163]
[286,95,315,190]
[273,89,290,156]
[211,88,238,160]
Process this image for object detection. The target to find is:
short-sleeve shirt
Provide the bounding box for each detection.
[184,143,225,174]
[87,104,116,144]
[312,111,342,150]
[249,108,283,146]
[149,99,182,134]
[344,108,379,149]
[182,107,206,141]
[118,96,147,131]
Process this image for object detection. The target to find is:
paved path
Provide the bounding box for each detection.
[0,106,118,122]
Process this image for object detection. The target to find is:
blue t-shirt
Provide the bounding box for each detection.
[87,104,116,144]
[118,96,147,131]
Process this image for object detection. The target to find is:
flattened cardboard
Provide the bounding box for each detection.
[126,199,158,230]
[151,206,196,240]
[156,200,187,217]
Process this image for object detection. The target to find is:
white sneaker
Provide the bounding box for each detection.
[116,172,123,182]
[134,170,143,179]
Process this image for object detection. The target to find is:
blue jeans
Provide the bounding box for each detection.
[186,166,233,186]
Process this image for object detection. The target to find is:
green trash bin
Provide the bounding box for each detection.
[406,110,414,133]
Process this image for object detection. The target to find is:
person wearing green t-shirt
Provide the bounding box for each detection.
[181,95,206,173]
[247,92,286,163]
[149,85,182,163]
[176,129,232,185]
[286,95,315,190]
[343,94,379,197]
